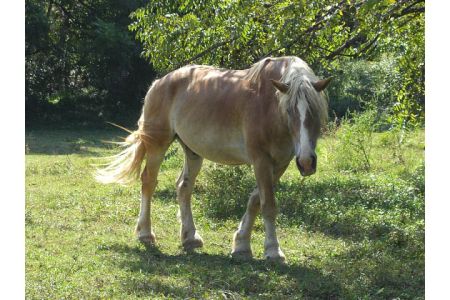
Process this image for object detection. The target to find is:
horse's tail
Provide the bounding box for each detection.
[95,128,147,185]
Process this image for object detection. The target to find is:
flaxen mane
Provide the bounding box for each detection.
[245,56,329,126]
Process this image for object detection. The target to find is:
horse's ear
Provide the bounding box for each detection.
[270,79,289,93]
[313,77,333,92]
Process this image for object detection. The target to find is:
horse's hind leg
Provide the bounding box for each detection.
[231,188,260,259]
[136,144,170,245]
[176,143,204,251]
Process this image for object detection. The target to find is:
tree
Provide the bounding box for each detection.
[130,0,423,71]
[26,0,156,126]
[129,0,424,126]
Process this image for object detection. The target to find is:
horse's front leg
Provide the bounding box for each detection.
[232,162,288,260]
[253,159,286,262]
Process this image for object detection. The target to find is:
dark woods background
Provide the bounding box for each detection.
[26,0,424,129]
[26,0,155,127]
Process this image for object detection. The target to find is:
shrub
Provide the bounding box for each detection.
[327,56,399,118]
[198,164,255,220]
[378,127,408,164]
[332,110,378,171]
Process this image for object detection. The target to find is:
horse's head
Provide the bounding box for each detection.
[271,76,331,177]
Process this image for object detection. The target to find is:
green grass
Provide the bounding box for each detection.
[26,128,424,299]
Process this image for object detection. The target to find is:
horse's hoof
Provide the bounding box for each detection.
[265,254,286,264]
[264,245,286,263]
[138,233,156,246]
[182,237,204,252]
[231,250,253,260]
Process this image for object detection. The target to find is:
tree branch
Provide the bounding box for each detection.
[325,34,363,60]
[390,0,424,18]
[257,0,361,60]
[171,38,236,71]
[47,0,53,18]
[356,33,380,57]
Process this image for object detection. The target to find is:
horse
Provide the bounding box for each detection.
[96,56,331,262]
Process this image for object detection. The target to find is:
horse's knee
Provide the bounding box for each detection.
[247,193,260,213]
[177,173,194,198]
[261,203,277,221]
[177,176,189,189]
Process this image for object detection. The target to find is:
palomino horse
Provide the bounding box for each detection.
[96,56,331,262]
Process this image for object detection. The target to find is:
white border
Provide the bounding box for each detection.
[9,0,445,298]
[426,1,450,299]
[0,0,25,298]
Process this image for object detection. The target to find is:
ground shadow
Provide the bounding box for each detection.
[102,243,343,299]
[26,129,124,155]
[197,169,423,243]
[154,188,177,203]
[274,177,424,242]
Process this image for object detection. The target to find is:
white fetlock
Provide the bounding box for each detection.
[138,232,156,245]
[231,231,253,259]
[264,245,286,263]
[136,223,156,245]
[182,231,204,251]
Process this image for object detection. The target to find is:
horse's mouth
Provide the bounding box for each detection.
[296,157,316,176]
[299,167,316,177]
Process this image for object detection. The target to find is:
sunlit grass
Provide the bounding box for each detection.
[26,128,424,299]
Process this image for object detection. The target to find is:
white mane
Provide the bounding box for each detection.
[278,57,329,126]
[245,56,329,126]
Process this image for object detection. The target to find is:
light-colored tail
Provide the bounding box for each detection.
[95,130,146,185]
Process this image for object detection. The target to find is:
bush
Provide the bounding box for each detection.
[332,110,378,171]
[327,56,400,118]
[378,127,409,164]
[198,164,255,220]
[405,161,425,198]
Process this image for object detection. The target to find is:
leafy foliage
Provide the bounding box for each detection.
[333,110,378,171]
[26,0,425,128]
[327,56,400,118]
[374,5,425,128]
[130,0,424,127]
[130,0,423,70]
[199,164,255,220]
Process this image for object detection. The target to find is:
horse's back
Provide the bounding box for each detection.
[166,66,255,163]
[139,63,289,165]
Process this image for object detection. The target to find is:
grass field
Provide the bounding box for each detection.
[25,127,424,299]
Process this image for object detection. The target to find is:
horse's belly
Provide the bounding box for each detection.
[176,131,251,165]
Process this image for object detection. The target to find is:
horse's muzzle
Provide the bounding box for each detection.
[296,155,317,176]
